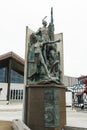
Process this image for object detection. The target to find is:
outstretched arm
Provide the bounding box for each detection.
[43,39,61,45]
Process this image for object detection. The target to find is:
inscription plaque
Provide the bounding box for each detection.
[44,87,60,127]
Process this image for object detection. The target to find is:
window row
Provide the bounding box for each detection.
[0,68,24,83]
[10,89,23,100]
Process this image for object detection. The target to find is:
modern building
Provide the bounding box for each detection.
[64,75,78,87]
[0,52,24,102]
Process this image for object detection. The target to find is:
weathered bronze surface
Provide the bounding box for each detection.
[44,87,60,127]
[27,7,62,85]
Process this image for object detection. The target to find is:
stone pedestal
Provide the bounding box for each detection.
[24,84,66,130]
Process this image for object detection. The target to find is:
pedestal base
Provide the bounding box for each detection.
[24,84,66,130]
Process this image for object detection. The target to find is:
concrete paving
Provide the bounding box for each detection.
[66,107,87,128]
[0,102,87,128]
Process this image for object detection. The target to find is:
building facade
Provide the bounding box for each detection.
[0,52,24,102]
[64,75,78,87]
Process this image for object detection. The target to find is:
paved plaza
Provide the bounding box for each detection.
[0,102,87,128]
[66,107,87,128]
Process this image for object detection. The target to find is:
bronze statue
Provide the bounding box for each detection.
[27,8,62,84]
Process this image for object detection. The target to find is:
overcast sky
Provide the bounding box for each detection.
[0,0,87,77]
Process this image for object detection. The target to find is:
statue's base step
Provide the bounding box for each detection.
[0,120,13,130]
[63,126,87,130]
[0,119,30,130]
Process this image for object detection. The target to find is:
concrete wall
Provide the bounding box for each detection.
[0,83,24,101]
[10,83,24,90]
[55,33,64,83]
[0,83,7,100]
[66,91,72,106]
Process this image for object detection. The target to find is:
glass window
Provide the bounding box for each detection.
[0,68,6,82]
[10,70,24,83]
[0,68,24,83]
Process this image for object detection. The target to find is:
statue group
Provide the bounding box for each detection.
[27,8,62,85]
